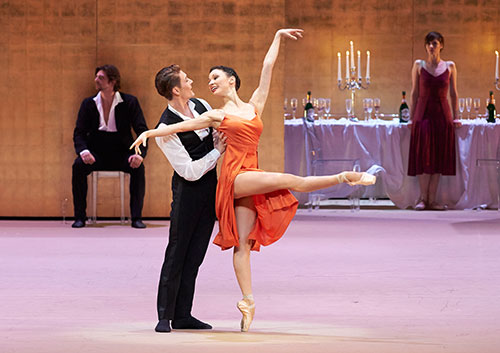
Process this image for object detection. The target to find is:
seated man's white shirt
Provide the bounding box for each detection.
[156,99,220,182]
[80,91,123,157]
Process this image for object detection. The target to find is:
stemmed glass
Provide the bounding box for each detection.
[290,98,298,119]
[458,98,465,119]
[318,98,326,119]
[325,98,331,118]
[374,98,381,120]
[473,98,481,119]
[465,97,472,119]
[312,98,319,118]
[362,98,369,120]
[366,98,374,120]
[346,98,353,118]
[283,97,289,119]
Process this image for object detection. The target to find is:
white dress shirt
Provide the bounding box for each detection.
[94,91,123,132]
[80,91,124,157]
[155,99,221,182]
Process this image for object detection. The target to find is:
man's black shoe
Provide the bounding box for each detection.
[155,319,171,333]
[172,316,212,330]
[131,220,146,229]
[71,219,85,228]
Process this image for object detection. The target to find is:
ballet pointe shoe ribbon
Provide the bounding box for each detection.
[336,171,376,186]
[237,295,255,332]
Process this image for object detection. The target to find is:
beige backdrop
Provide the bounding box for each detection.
[1,0,499,217]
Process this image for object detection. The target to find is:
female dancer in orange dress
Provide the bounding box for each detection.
[132,29,375,331]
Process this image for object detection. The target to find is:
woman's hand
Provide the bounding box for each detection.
[277,28,304,40]
[130,131,150,155]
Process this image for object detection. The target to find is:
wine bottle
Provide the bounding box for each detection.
[399,91,410,123]
[487,91,496,123]
[304,91,314,122]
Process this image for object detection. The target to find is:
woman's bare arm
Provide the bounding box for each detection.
[410,60,420,122]
[130,110,224,154]
[249,28,303,115]
[448,61,458,120]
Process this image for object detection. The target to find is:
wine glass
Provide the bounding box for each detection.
[458,98,465,119]
[290,98,298,119]
[362,98,369,120]
[325,98,331,118]
[283,97,289,119]
[345,98,352,118]
[318,98,326,119]
[312,98,319,118]
[373,98,381,120]
[473,98,480,119]
[366,98,374,120]
[465,97,472,119]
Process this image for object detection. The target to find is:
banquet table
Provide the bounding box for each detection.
[284,118,500,209]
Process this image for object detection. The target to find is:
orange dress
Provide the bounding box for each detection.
[213,111,298,251]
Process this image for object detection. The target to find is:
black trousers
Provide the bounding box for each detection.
[71,132,145,221]
[157,170,217,320]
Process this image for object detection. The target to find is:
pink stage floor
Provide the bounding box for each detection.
[1,209,500,353]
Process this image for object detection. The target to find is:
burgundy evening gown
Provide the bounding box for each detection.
[408,67,456,176]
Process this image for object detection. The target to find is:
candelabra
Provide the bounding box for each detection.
[337,42,371,118]
[495,51,500,90]
[338,69,370,118]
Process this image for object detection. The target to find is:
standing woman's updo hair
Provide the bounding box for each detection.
[210,65,241,91]
[424,31,444,51]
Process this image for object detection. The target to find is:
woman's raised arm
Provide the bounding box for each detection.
[130,109,224,155]
[249,29,303,115]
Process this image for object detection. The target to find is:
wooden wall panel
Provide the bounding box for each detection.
[1,0,499,217]
[1,0,96,217]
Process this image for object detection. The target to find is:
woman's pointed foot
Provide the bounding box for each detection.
[414,198,426,211]
[337,171,376,186]
[237,297,255,332]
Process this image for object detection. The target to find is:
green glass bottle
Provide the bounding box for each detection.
[487,91,496,123]
[399,91,410,123]
[304,91,314,122]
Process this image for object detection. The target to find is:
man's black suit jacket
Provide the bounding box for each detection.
[73,92,148,157]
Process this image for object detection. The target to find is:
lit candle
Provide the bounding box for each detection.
[350,41,355,69]
[366,51,370,79]
[337,52,342,82]
[346,51,350,79]
[357,50,361,80]
[496,50,499,80]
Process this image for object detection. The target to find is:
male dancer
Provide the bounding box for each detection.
[153,65,226,332]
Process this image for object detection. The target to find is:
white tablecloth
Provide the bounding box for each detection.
[284,118,500,209]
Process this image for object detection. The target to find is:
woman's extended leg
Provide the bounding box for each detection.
[233,196,256,331]
[234,171,373,199]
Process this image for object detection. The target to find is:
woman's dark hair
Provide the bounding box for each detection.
[95,64,121,91]
[210,65,241,91]
[155,64,181,100]
[425,31,444,51]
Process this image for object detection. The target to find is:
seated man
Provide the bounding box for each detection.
[71,64,148,229]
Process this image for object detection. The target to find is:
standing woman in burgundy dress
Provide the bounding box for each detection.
[408,31,459,210]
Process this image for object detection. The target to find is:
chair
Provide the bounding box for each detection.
[475,159,500,210]
[476,140,500,210]
[88,171,129,224]
[303,119,361,211]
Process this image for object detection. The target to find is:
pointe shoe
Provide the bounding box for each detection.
[237,298,255,332]
[414,199,426,211]
[338,171,376,186]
